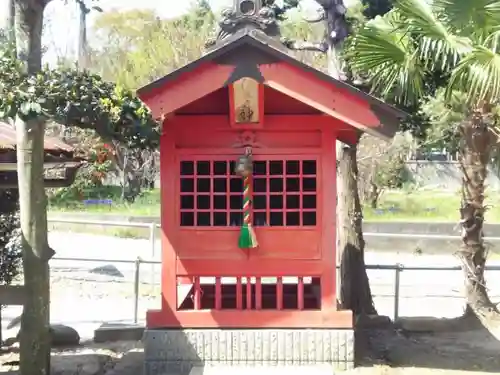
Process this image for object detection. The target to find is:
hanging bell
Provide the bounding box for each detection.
[234,149,253,177]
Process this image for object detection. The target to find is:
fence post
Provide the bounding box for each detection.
[394,263,402,321]
[133,257,141,324]
[149,223,156,258]
[149,223,156,287]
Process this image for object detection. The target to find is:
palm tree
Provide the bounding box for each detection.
[348,0,500,326]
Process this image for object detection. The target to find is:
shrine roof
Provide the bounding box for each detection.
[0,121,74,152]
[0,121,83,187]
[137,27,406,140]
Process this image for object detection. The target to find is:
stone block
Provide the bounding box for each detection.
[143,328,354,375]
[93,323,144,343]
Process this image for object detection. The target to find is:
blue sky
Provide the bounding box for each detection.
[40,0,321,65]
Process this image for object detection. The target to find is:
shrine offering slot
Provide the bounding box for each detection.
[179,159,317,227]
[178,276,321,311]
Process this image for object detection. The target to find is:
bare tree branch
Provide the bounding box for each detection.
[282,39,328,52]
[303,9,326,23]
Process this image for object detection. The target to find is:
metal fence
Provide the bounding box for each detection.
[47,218,500,323]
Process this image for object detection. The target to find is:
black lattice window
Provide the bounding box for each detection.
[253,160,317,227]
[179,159,317,227]
[180,160,243,227]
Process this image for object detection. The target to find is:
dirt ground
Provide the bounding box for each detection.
[1,316,500,374]
[352,315,500,375]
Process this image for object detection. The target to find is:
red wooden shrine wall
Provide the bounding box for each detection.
[147,89,354,329]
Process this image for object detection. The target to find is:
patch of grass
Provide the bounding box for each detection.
[48,188,161,216]
[48,187,500,223]
[48,222,160,239]
[112,228,147,239]
[364,190,500,223]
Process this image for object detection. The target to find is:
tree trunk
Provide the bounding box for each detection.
[77,0,88,70]
[9,0,15,33]
[327,42,347,81]
[337,142,377,315]
[369,181,379,209]
[14,1,53,374]
[456,109,500,324]
[2,0,15,41]
[114,146,143,202]
[16,118,51,375]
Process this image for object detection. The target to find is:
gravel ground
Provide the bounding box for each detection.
[4,231,500,339]
[2,231,500,374]
[0,340,143,374]
[3,249,493,339]
[4,327,499,375]
[3,329,499,375]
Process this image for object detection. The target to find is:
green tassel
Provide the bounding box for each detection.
[238,223,258,249]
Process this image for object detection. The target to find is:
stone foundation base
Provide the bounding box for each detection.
[143,328,354,375]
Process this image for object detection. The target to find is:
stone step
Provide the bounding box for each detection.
[189,364,338,375]
[94,323,144,343]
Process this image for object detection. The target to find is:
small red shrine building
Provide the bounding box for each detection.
[138,19,404,371]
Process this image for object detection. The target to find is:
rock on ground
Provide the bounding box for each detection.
[4,323,81,348]
[105,349,144,375]
[0,340,141,375]
[50,324,81,347]
[51,352,115,375]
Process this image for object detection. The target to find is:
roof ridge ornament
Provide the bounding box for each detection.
[205,0,280,49]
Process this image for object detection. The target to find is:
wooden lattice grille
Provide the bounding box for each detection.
[178,276,322,311]
[179,158,318,227]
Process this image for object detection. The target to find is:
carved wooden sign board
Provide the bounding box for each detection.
[229,77,263,128]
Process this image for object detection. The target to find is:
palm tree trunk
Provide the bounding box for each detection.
[457,108,499,322]
[14,1,54,374]
[337,142,377,314]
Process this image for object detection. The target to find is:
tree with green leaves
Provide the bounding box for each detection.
[91,6,215,89]
[349,0,500,328]
[89,6,217,199]
[0,188,22,287]
[3,3,158,374]
[267,0,300,20]
[360,0,392,19]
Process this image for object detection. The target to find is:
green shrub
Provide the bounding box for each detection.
[0,189,22,285]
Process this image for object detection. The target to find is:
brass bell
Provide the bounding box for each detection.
[235,148,253,177]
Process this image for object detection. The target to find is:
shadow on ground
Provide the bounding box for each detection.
[356,314,500,373]
[2,315,500,375]
[0,353,117,375]
[0,340,142,375]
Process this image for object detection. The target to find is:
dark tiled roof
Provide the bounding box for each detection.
[137,28,406,122]
[0,121,74,152]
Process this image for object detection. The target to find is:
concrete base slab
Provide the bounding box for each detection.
[144,328,354,375]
